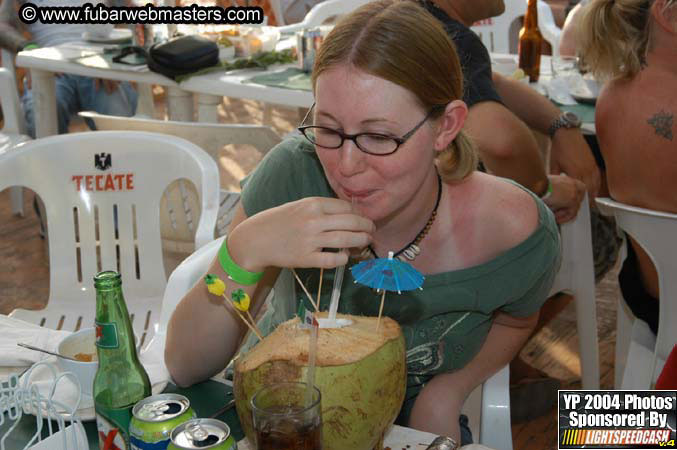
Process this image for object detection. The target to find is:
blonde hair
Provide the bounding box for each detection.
[310,0,477,182]
[579,0,677,80]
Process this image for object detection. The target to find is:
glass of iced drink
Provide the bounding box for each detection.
[251,382,322,450]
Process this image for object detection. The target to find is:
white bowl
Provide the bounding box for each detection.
[57,328,98,396]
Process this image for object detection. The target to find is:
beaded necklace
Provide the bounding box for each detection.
[360,173,442,262]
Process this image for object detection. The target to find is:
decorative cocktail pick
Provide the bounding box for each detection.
[350,251,424,331]
[205,274,263,340]
[231,288,260,337]
[291,269,319,312]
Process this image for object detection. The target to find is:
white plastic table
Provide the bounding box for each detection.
[15,41,312,137]
[180,62,313,123]
[15,43,196,138]
[16,41,593,139]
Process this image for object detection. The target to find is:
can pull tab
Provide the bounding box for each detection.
[186,423,209,441]
[141,401,182,418]
[186,424,219,447]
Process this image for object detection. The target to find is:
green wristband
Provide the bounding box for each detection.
[218,239,263,285]
[540,178,553,201]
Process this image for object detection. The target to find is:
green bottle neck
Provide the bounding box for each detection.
[95,286,139,361]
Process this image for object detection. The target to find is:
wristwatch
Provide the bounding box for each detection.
[548,111,582,137]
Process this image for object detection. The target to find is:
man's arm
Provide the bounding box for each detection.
[465,100,548,192]
[559,2,586,57]
[0,0,29,52]
[492,72,601,197]
[465,100,586,223]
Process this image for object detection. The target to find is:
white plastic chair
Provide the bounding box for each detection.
[548,193,600,390]
[78,111,281,252]
[0,67,30,217]
[595,197,677,389]
[471,0,562,56]
[147,235,512,449]
[276,0,373,34]
[0,131,220,348]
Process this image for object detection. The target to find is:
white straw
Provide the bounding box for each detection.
[305,316,318,406]
[327,196,355,322]
[327,264,344,321]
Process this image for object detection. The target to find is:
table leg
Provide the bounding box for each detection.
[196,93,222,123]
[30,69,57,138]
[167,86,193,122]
[135,82,155,118]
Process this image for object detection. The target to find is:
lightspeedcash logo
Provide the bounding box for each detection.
[559,390,677,449]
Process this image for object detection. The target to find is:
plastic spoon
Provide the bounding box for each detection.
[17,343,79,362]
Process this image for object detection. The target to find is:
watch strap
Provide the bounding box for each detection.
[548,112,580,137]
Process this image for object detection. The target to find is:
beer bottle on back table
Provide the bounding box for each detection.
[94,270,151,450]
[518,0,543,82]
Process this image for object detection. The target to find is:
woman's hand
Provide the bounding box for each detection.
[228,197,375,271]
[544,173,586,224]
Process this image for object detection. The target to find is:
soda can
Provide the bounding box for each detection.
[168,418,237,450]
[130,393,196,450]
[296,28,322,73]
[426,436,459,450]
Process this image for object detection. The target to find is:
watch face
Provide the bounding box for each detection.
[563,111,582,127]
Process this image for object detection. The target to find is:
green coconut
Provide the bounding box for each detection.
[233,312,406,450]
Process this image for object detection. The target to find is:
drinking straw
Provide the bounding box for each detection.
[376,289,387,332]
[305,312,319,407]
[327,197,354,322]
[327,264,344,322]
[292,269,319,312]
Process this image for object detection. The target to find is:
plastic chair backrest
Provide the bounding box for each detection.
[548,192,600,389]
[595,197,677,387]
[78,112,281,252]
[150,236,511,448]
[0,67,29,217]
[0,67,26,136]
[0,131,219,342]
[471,0,561,56]
[277,0,373,33]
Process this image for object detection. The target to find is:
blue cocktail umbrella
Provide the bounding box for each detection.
[350,251,424,330]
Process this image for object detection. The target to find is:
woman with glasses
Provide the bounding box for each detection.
[166,0,560,443]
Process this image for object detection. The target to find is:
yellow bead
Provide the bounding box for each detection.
[233,293,251,312]
[207,278,226,297]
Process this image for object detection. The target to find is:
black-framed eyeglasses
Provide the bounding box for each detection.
[297,103,445,156]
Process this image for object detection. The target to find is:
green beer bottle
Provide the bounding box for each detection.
[93,271,151,450]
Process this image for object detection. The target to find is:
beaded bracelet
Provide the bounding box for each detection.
[218,239,263,285]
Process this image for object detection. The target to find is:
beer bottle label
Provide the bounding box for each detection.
[96,405,133,450]
[96,321,119,349]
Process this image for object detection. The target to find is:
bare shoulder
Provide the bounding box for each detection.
[466,172,541,250]
[595,78,626,124]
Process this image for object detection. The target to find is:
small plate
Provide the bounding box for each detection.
[569,78,600,104]
[82,28,133,44]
